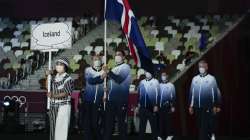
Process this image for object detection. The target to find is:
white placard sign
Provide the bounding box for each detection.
[31,22,72,50]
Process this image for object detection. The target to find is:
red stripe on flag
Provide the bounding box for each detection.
[123,8,129,33]
[127,38,138,65]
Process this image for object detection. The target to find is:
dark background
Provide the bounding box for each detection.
[0,0,250,18]
[173,15,250,137]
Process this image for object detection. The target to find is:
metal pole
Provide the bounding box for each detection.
[103,0,107,111]
[47,51,52,110]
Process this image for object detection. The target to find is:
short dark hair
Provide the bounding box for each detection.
[64,64,69,72]
[199,60,208,65]
[161,71,167,75]
[56,62,69,73]
[59,63,69,73]
[115,49,125,56]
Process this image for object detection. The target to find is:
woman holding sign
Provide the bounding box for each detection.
[46,57,74,140]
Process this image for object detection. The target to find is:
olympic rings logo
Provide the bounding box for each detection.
[3,96,27,108]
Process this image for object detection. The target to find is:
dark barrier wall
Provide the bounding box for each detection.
[0,0,250,18]
[175,14,250,136]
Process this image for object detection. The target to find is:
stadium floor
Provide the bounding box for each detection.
[0,133,249,140]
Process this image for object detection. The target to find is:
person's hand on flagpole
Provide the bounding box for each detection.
[101,72,107,79]
[45,70,53,76]
[102,65,109,73]
[103,87,108,102]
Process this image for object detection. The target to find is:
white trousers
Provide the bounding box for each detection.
[49,104,71,140]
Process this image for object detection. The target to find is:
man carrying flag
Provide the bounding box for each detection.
[103,50,131,140]
[103,0,154,139]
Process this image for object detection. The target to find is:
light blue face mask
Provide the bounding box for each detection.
[161,75,167,81]
[115,55,123,64]
[199,67,206,74]
[93,60,101,70]
[145,72,152,79]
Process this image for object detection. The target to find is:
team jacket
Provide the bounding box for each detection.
[84,67,104,104]
[159,81,176,108]
[107,63,131,104]
[138,78,160,109]
[189,74,221,109]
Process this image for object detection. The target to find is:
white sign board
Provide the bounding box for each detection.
[31,22,72,50]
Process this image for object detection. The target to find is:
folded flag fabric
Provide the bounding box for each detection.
[105,0,154,74]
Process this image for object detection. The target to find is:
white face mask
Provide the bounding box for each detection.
[145,72,152,80]
[56,65,64,73]
[199,67,206,74]
[115,55,123,64]
[161,75,167,81]
[93,60,101,70]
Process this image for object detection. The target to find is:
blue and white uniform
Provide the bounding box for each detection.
[138,78,160,109]
[159,82,176,108]
[107,63,131,104]
[158,81,176,139]
[189,73,221,140]
[84,67,104,104]
[104,63,131,140]
[83,66,105,140]
[138,78,159,140]
[189,74,221,109]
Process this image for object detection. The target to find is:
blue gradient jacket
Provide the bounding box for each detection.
[107,63,131,104]
[159,82,176,108]
[189,74,221,109]
[138,78,160,109]
[84,67,104,104]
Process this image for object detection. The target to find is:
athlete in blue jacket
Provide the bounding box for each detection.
[137,71,159,140]
[158,72,176,140]
[83,55,106,140]
[103,50,131,140]
[188,60,221,140]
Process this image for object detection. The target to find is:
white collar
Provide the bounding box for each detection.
[55,72,67,82]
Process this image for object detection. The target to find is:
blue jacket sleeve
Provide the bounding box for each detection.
[85,69,104,85]
[216,88,222,107]
[108,71,125,84]
[137,82,142,106]
[189,78,195,107]
[88,76,104,85]
[154,81,160,106]
[212,77,221,107]
[170,84,176,106]
[108,66,130,84]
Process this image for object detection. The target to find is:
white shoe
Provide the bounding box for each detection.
[157,136,162,140]
[166,136,173,140]
[211,134,215,140]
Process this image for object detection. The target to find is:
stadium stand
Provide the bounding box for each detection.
[0,14,240,90]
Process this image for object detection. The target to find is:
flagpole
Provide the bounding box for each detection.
[47,51,52,110]
[103,0,107,111]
